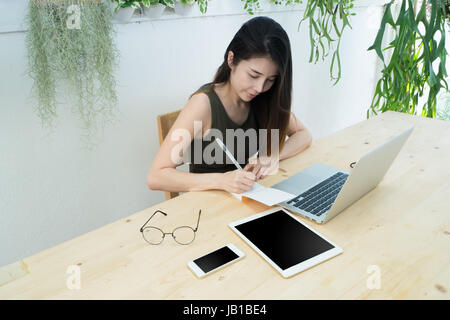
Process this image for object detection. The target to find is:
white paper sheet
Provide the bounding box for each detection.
[231,183,296,207]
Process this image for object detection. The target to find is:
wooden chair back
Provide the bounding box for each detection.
[157,109,182,200]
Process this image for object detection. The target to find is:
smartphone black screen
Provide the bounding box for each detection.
[193,246,239,273]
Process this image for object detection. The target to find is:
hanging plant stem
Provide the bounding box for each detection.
[25,0,119,147]
[298,0,356,85]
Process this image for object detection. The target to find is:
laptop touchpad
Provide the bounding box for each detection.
[272,171,320,195]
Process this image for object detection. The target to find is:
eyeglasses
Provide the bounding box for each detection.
[139,209,201,245]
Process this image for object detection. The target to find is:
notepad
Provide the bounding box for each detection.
[231,183,296,207]
[214,137,294,206]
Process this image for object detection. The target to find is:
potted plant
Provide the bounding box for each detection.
[111,0,140,22]
[174,0,195,15]
[141,0,174,18]
[174,0,208,15]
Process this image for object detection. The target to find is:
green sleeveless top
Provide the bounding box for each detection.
[188,82,260,174]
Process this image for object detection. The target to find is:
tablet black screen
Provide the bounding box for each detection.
[235,210,335,270]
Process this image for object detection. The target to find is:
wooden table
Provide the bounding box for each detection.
[1,111,449,299]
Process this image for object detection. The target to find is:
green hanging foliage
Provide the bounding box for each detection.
[368,0,449,119]
[176,0,208,14]
[25,0,120,147]
[241,0,263,15]
[298,0,356,85]
[240,0,354,84]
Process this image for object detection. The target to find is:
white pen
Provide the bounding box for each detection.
[215,138,243,170]
[215,138,259,171]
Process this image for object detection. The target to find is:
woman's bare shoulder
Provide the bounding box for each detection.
[182,91,211,122]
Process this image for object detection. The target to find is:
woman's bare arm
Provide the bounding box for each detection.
[279,112,312,161]
[146,93,223,192]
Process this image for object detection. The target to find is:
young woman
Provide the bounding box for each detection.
[147,16,312,194]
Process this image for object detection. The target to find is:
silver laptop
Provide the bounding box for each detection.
[272,127,414,224]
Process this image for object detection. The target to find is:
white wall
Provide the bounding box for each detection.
[0,0,388,267]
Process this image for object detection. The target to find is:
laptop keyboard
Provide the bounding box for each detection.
[286,172,349,217]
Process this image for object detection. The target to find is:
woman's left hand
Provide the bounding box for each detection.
[243,155,279,180]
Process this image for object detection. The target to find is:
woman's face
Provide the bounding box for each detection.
[228,52,279,102]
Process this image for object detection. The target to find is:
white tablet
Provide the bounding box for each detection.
[228,207,343,278]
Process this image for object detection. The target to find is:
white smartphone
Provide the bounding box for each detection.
[187,243,245,278]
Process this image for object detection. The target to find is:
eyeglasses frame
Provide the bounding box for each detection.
[139,209,201,245]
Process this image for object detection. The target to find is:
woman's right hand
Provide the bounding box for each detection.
[221,169,256,194]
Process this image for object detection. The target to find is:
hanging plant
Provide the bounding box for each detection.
[297,0,356,85]
[196,0,208,14]
[241,0,263,15]
[240,0,352,84]
[25,0,119,147]
[368,0,449,118]
[175,0,208,14]
[242,0,299,15]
